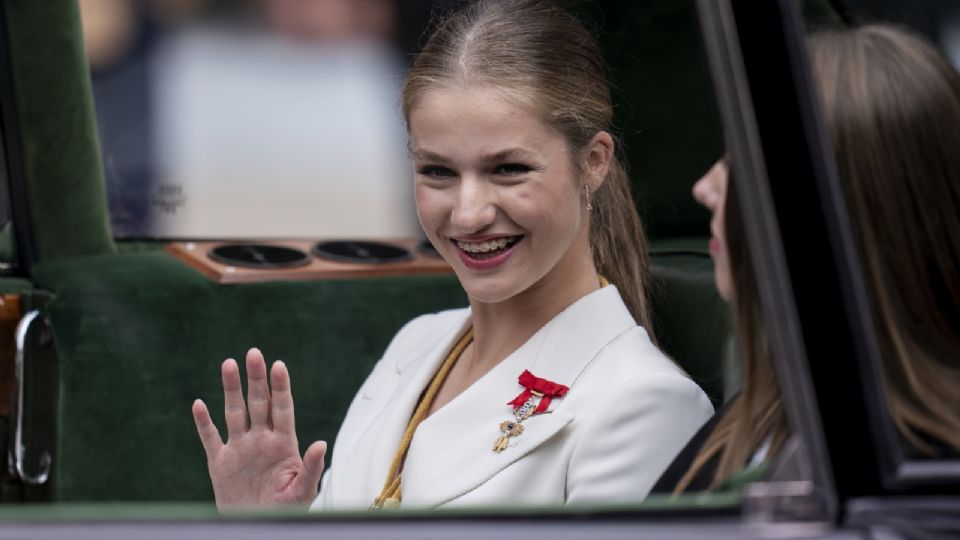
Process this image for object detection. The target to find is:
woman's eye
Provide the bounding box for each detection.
[495,163,531,175]
[418,166,456,178]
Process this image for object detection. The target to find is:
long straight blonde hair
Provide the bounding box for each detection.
[809,25,960,454]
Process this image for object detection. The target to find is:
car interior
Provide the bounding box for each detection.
[0,0,956,537]
[0,0,743,505]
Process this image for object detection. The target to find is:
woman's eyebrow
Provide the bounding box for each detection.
[483,148,538,162]
[412,147,539,163]
[412,149,450,162]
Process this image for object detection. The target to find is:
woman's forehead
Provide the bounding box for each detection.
[409,86,563,152]
[410,83,539,118]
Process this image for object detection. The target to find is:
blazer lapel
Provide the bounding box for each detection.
[401,285,637,508]
[328,311,472,507]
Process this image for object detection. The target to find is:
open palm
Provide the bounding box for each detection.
[192,348,327,510]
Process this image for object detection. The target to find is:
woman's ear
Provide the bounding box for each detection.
[583,131,614,189]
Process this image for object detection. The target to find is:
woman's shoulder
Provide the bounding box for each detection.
[564,322,713,420]
[394,307,471,340]
[593,325,692,382]
[380,307,471,370]
[551,285,708,403]
[561,321,715,501]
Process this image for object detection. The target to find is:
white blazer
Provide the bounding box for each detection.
[311,285,713,510]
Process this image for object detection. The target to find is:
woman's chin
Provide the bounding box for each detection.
[457,276,526,306]
[714,272,734,303]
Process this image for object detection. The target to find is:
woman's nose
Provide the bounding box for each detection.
[692,176,716,209]
[451,178,497,232]
[692,162,722,210]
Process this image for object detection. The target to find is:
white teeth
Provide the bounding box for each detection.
[456,237,516,254]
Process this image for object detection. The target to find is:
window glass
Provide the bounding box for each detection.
[809,1,960,465]
[0,4,20,272]
[80,0,432,239]
[833,0,960,65]
[0,129,16,270]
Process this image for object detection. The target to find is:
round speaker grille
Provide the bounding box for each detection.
[208,244,311,269]
[312,240,413,264]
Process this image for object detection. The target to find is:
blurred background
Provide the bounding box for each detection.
[77,0,960,241]
[79,0,454,239]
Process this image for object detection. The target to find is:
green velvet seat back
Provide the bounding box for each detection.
[3,0,114,262]
[0,276,32,294]
[648,247,730,406]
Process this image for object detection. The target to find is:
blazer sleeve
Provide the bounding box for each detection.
[565,370,714,504]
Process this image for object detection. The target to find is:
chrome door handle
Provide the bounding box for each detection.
[12,309,51,485]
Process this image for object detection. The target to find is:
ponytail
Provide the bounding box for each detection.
[589,155,654,337]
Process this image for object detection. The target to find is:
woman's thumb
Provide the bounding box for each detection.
[300,440,328,500]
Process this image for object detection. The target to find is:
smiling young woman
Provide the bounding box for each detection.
[192,0,713,511]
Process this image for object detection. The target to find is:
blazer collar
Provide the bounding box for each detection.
[329,310,472,508]
[401,285,637,507]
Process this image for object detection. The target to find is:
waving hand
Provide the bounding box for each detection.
[192,348,327,510]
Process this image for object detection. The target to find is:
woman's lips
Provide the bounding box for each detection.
[453,236,522,270]
[709,237,720,254]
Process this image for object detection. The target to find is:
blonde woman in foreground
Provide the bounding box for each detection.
[192,0,712,510]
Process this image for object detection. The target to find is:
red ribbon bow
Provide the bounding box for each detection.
[507,370,569,414]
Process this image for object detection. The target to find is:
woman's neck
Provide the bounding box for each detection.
[424,233,601,418]
[464,260,601,377]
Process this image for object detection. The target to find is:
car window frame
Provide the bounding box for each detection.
[0,3,33,277]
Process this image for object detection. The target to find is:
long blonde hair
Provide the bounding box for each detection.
[401,0,653,331]
[809,25,960,454]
